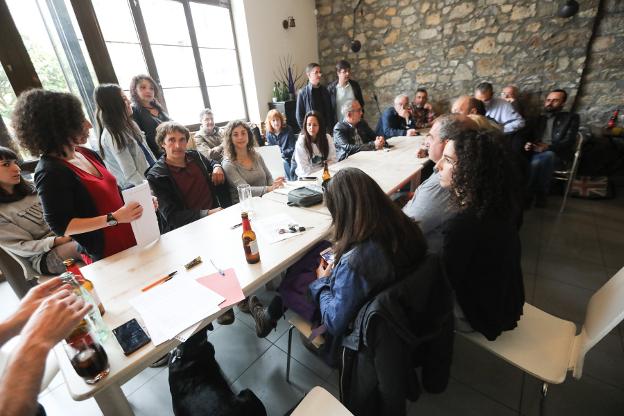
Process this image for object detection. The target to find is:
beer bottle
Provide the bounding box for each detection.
[321,160,331,190]
[64,259,105,316]
[607,109,619,129]
[241,212,260,264]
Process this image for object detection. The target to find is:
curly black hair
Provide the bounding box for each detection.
[449,129,521,219]
[11,89,86,157]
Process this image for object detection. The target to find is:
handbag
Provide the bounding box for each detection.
[287,186,323,207]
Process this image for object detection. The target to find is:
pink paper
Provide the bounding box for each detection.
[196,268,245,309]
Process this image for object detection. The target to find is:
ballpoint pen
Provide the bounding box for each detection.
[141,270,178,292]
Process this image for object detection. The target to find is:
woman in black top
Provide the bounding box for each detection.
[437,128,525,341]
[130,74,169,158]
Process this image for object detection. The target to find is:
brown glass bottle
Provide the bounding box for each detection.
[241,212,260,264]
[322,161,331,182]
[64,259,106,316]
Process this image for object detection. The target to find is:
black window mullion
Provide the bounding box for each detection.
[127,0,167,110]
[182,0,210,110]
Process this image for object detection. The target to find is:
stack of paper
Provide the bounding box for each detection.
[130,277,224,345]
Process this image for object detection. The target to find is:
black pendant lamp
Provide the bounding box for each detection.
[557,0,580,18]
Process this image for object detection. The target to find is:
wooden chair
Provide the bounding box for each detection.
[0,246,38,299]
[554,130,585,213]
[460,266,624,415]
[286,314,325,382]
[291,386,353,416]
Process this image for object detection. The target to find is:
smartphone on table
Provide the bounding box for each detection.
[112,318,151,356]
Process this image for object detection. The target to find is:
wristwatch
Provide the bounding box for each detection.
[106,213,118,227]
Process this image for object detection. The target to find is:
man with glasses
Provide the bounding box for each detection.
[296,63,333,133]
[474,82,524,134]
[327,60,365,128]
[334,100,385,161]
[500,85,525,117]
[402,115,477,252]
[376,94,419,139]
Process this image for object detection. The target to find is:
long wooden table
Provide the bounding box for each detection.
[55,134,428,415]
[55,198,331,415]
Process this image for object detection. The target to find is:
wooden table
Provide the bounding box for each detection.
[55,197,331,415]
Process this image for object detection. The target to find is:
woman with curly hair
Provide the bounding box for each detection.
[221,120,284,203]
[130,74,169,158]
[293,111,336,177]
[0,146,81,275]
[436,128,524,341]
[264,109,296,180]
[12,89,142,263]
[95,84,155,189]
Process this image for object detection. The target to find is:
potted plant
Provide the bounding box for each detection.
[273,55,304,102]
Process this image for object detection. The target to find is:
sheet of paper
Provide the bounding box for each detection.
[129,276,224,345]
[121,181,160,247]
[253,213,308,244]
[196,268,245,309]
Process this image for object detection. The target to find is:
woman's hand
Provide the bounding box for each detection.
[212,166,225,185]
[268,176,285,192]
[113,202,143,223]
[53,236,72,247]
[316,260,333,279]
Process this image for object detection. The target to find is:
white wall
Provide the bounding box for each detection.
[231,0,318,123]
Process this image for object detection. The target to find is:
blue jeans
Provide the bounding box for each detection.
[528,150,555,195]
[283,158,297,180]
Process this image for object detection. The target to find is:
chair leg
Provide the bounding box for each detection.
[539,382,548,416]
[286,324,294,383]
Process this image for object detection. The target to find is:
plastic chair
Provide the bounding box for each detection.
[0,246,38,299]
[460,266,624,415]
[286,314,325,382]
[554,131,585,213]
[257,145,286,180]
[291,386,353,416]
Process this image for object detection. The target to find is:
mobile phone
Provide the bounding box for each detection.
[300,177,317,181]
[112,319,151,356]
[320,247,334,265]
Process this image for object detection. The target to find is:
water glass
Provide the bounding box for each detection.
[237,184,254,217]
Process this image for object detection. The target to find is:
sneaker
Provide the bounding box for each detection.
[217,308,235,325]
[249,296,276,338]
[150,353,170,368]
[238,297,251,314]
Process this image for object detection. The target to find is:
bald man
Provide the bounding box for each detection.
[451,95,486,116]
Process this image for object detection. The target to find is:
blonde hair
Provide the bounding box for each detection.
[265,109,287,135]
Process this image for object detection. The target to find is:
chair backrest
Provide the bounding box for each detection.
[292,386,353,416]
[572,266,624,378]
[256,145,284,179]
[0,246,37,299]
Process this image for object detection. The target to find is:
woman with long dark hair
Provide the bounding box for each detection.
[0,146,81,274]
[437,128,525,340]
[130,74,169,157]
[293,111,336,177]
[12,89,142,263]
[249,168,427,362]
[95,84,155,189]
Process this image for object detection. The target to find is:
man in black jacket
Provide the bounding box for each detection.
[334,99,385,161]
[295,63,332,133]
[326,60,365,128]
[145,121,231,233]
[523,89,580,207]
[375,94,418,139]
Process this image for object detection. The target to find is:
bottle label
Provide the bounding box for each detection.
[248,240,259,255]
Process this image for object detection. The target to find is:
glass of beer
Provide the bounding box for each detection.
[63,319,110,384]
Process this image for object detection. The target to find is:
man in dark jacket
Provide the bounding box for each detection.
[145,121,231,233]
[334,99,385,161]
[295,63,332,133]
[523,89,580,207]
[326,60,365,128]
[375,94,419,139]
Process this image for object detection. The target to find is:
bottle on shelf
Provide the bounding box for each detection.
[64,259,105,316]
[607,109,619,129]
[60,272,109,342]
[241,212,260,264]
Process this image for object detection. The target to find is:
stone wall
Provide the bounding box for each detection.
[315,0,621,126]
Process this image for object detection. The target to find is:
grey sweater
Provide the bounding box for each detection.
[0,194,56,273]
[222,155,273,204]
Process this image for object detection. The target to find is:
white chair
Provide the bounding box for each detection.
[257,145,285,179]
[291,386,353,416]
[460,266,624,414]
[554,130,585,213]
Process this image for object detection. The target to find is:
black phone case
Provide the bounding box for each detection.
[112,319,151,356]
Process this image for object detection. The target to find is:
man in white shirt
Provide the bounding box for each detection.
[474,82,525,134]
[327,60,365,127]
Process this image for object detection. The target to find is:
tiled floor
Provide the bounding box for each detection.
[1,192,623,415]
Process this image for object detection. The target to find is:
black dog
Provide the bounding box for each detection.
[168,328,267,416]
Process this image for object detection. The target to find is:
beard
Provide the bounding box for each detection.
[544,106,561,113]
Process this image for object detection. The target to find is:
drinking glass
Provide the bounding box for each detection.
[237,183,254,217]
[63,320,110,384]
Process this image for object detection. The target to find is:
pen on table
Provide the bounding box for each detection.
[141,271,178,292]
[230,222,242,229]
